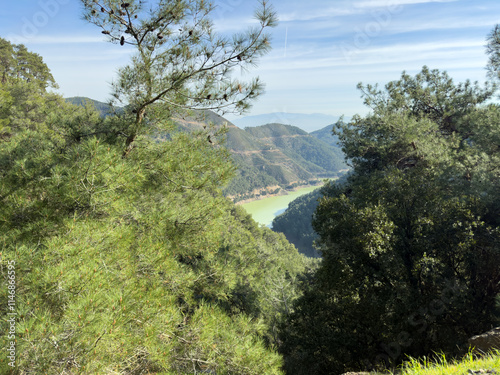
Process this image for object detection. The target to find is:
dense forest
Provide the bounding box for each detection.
[272,188,323,258]
[272,173,349,258]
[0,1,313,373]
[279,54,500,375]
[1,1,499,374]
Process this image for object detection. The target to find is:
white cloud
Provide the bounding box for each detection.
[258,39,485,73]
[377,15,499,35]
[354,0,458,9]
[279,7,359,22]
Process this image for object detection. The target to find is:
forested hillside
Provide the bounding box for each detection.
[162,111,347,202]
[244,123,346,175]
[310,124,341,147]
[226,123,346,200]
[272,173,349,258]
[65,97,117,117]
[0,2,314,373]
[271,188,323,258]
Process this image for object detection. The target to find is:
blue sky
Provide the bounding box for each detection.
[2,0,500,121]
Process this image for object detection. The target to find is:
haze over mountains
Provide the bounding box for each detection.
[231,112,342,133]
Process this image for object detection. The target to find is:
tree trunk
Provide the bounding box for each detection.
[122,107,145,158]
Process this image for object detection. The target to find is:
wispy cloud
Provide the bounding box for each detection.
[279,7,360,22]
[1,0,497,118]
[354,0,458,9]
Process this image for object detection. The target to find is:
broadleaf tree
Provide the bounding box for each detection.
[280,64,500,374]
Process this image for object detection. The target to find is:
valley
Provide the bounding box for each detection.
[168,110,348,202]
[3,6,500,373]
[65,98,348,203]
[240,183,323,227]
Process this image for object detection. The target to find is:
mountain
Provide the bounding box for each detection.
[65,96,118,117]
[226,123,347,201]
[242,123,346,176]
[66,101,347,202]
[309,124,341,147]
[170,112,348,201]
[231,112,340,132]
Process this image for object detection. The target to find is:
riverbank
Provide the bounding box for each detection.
[240,183,327,227]
[234,179,326,206]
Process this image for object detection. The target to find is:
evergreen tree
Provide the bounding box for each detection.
[0,37,57,90]
[0,5,310,373]
[80,0,277,156]
[487,23,500,82]
[280,66,500,374]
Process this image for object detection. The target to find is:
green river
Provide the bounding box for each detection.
[240,185,321,228]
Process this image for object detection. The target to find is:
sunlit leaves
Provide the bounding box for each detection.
[281,66,500,374]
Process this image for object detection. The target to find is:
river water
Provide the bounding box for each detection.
[240,185,321,228]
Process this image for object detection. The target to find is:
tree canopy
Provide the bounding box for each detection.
[0,5,314,374]
[280,64,500,374]
[0,37,57,89]
[81,0,277,156]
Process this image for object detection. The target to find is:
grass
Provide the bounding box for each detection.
[398,351,500,375]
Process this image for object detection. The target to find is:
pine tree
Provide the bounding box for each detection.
[0,9,310,374]
[80,0,277,155]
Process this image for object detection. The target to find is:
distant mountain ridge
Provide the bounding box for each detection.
[65,97,119,117]
[67,98,347,202]
[173,113,348,201]
[232,112,341,132]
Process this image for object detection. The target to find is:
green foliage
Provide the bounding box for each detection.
[0,86,13,134]
[272,188,323,258]
[487,24,500,83]
[0,17,310,375]
[0,37,57,90]
[280,66,500,374]
[400,351,500,375]
[0,103,306,372]
[81,0,277,157]
[272,174,350,258]
[0,37,62,137]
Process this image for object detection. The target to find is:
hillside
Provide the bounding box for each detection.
[169,111,348,202]
[310,124,341,147]
[272,173,350,258]
[228,123,347,200]
[61,104,348,201]
[271,188,323,258]
[65,96,118,117]
[244,123,346,175]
